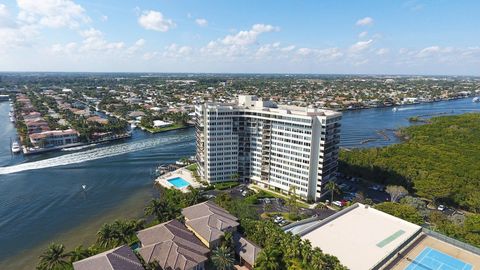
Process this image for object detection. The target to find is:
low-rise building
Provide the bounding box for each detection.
[288,203,480,270]
[153,120,173,128]
[234,233,262,270]
[29,129,79,147]
[72,245,143,270]
[182,201,239,248]
[136,219,209,270]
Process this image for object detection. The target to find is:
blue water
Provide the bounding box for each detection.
[0,97,479,269]
[405,247,472,270]
[167,177,190,188]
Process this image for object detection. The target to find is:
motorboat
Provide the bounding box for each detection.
[11,141,21,154]
[472,97,480,103]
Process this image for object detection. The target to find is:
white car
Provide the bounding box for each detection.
[332,201,343,207]
[437,205,445,211]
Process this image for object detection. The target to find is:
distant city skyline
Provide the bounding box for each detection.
[0,0,479,75]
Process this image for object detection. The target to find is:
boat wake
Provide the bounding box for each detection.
[0,135,192,175]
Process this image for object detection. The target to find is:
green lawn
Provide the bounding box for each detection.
[142,123,187,133]
[250,186,310,208]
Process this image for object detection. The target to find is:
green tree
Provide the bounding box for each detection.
[37,243,71,270]
[375,202,424,225]
[144,198,179,223]
[325,181,340,203]
[68,245,90,263]
[256,246,282,270]
[211,245,235,270]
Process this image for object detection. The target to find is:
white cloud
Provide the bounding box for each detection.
[17,0,90,28]
[358,31,368,38]
[78,28,124,53]
[356,17,374,26]
[126,38,145,55]
[221,24,279,46]
[376,48,389,56]
[295,47,343,62]
[138,10,175,32]
[349,39,373,53]
[280,45,295,52]
[163,43,192,58]
[200,24,279,60]
[100,15,108,22]
[195,18,208,27]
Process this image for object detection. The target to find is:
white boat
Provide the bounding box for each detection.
[392,107,398,112]
[473,97,480,103]
[130,122,137,129]
[11,141,21,153]
[10,116,15,123]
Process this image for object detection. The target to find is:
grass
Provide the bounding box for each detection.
[214,181,240,190]
[250,186,310,208]
[186,163,198,172]
[143,123,187,133]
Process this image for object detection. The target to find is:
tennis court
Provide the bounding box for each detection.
[405,247,473,270]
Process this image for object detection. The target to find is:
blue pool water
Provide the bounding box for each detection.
[405,247,472,270]
[167,177,190,188]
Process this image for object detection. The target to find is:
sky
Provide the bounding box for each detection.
[0,0,479,75]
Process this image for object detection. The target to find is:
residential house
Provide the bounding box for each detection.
[136,219,209,270]
[182,201,239,248]
[72,245,143,270]
[29,129,79,147]
[233,233,262,270]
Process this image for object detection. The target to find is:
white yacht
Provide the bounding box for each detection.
[392,107,398,112]
[473,97,480,103]
[11,141,21,154]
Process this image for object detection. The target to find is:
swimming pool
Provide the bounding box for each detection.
[405,247,472,270]
[167,177,190,188]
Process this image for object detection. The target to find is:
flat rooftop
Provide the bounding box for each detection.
[300,204,421,270]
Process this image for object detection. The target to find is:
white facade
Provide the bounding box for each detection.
[195,95,341,201]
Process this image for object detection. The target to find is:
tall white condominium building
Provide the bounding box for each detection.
[195,95,341,201]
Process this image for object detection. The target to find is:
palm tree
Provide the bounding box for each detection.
[144,198,178,223]
[211,245,235,270]
[324,181,340,203]
[96,223,115,248]
[68,245,90,263]
[37,243,71,270]
[256,247,281,270]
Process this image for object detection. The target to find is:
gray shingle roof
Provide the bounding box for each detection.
[182,201,239,243]
[234,233,262,267]
[73,245,144,270]
[136,219,209,270]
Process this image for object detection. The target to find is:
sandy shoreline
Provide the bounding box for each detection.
[0,186,153,269]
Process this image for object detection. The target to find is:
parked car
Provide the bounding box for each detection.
[332,201,343,207]
[274,216,284,223]
[437,205,446,211]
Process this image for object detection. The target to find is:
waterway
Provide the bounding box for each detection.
[0,98,479,269]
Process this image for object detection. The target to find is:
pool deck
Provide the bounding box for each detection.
[387,234,480,269]
[155,167,203,192]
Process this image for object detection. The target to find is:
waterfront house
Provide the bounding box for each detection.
[25,119,50,134]
[72,245,143,270]
[153,120,172,128]
[29,129,79,147]
[136,219,209,270]
[182,201,239,248]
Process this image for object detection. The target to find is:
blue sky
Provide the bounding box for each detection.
[0,0,479,75]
